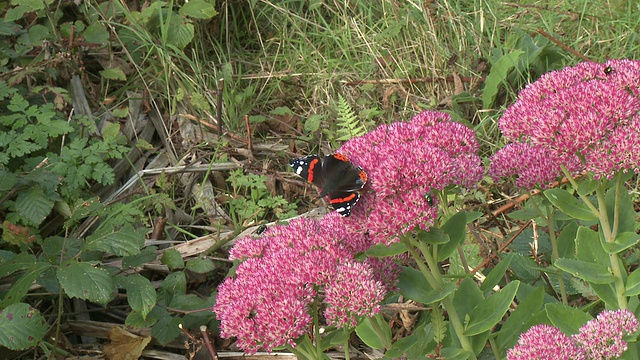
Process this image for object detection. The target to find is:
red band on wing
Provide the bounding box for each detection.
[307,158,320,182]
[332,153,350,162]
[329,193,357,204]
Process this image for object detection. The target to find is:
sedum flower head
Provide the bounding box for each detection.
[337,110,484,244]
[572,309,639,360]
[213,254,315,353]
[324,260,385,328]
[214,213,391,354]
[507,310,639,360]
[490,59,640,188]
[507,324,585,360]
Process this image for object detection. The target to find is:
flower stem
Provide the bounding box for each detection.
[595,183,628,310]
[312,296,323,357]
[344,338,350,360]
[546,208,568,304]
[560,167,627,309]
[404,235,476,359]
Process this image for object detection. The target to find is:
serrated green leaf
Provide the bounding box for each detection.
[495,286,545,351]
[126,306,166,329]
[83,22,109,44]
[557,221,578,259]
[480,254,513,292]
[303,114,323,132]
[248,115,267,123]
[386,323,432,358]
[151,316,183,345]
[179,0,218,19]
[0,252,36,279]
[0,19,23,36]
[554,258,614,284]
[625,267,640,296]
[15,187,54,227]
[41,236,82,264]
[575,226,609,264]
[606,185,636,234]
[545,303,591,335]
[186,257,214,274]
[543,188,598,221]
[161,249,184,270]
[166,19,194,49]
[355,313,391,350]
[28,24,49,44]
[54,200,72,219]
[157,272,187,305]
[399,267,456,303]
[168,293,211,310]
[4,0,46,21]
[1,262,50,308]
[366,242,407,257]
[440,347,472,360]
[464,281,520,336]
[0,169,18,191]
[100,68,126,81]
[85,225,145,256]
[418,227,449,244]
[323,328,351,347]
[190,92,211,112]
[437,211,467,261]
[591,283,618,309]
[270,106,293,115]
[405,323,437,357]
[577,178,599,196]
[121,274,156,320]
[123,246,158,268]
[56,261,114,305]
[601,232,640,254]
[0,303,47,350]
[111,106,129,118]
[483,50,524,109]
[102,121,121,141]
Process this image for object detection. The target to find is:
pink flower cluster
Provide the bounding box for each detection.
[490,59,640,188]
[507,309,639,360]
[213,212,395,354]
[507,324,584,360]
[214,110,483,353]
[573,308,639,359]
[338,110,484,244]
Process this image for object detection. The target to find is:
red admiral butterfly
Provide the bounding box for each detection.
[289,153,367,217]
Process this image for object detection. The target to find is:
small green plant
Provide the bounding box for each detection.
[227,169,297,226]
[334,94,367,141]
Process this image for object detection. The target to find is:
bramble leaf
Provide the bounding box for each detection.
[0,303,47,350]
[56,261,114,305]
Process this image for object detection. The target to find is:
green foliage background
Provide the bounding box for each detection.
[1,0,639,358]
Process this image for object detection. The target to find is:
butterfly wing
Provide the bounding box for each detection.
[289,155,324,188]
[319,154,367,196]
[327,191,360,217]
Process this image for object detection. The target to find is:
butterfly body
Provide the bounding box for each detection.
[289,154,367,217]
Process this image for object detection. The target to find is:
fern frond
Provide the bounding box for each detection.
[335,94,366,141]
[431,306,448,343]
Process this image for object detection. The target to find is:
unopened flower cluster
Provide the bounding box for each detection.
[339,110,484,244]
[490,59,640,188]
[508,309,639,360]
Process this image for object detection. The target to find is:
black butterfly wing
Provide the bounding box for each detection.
[327,191,360,217]
[318,154,367,196]
[289,155,324,188]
